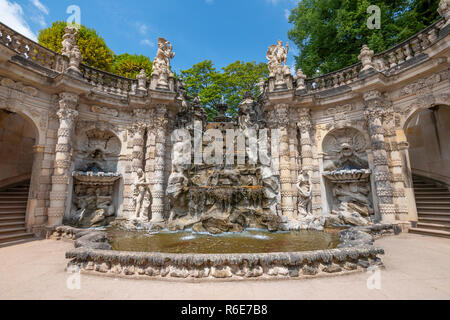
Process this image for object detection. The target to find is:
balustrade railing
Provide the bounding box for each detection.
[0,22,58,70]
[372,18,444,72]
[79,64,137,96]
[0,15,446,97]
[305,63,362,93]
[303,17,445,93]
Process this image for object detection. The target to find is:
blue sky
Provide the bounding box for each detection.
[0,0,300,73]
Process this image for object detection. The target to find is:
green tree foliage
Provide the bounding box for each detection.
[287,0,441,77]
[38,21,115,71]
[111,54,153,79]
[180,60,268,120]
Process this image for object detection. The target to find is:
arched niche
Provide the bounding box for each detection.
[67,127,123,228]
[320,127,374,224]
[73,128,122,173]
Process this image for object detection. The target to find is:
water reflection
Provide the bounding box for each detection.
[108,228,340,254]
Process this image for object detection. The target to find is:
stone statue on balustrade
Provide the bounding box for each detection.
[151,38,175,90]
[266,41,292,90]
[133,168,151,220]
[61,26,82,75]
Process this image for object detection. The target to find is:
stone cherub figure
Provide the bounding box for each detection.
[297,170,312,217]
[133,168,151,220]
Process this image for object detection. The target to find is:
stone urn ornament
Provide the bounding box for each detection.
[358,45,375,72]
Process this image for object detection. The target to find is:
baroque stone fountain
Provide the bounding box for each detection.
[54,39,395,281]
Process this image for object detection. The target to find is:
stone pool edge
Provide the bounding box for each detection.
[49,225,397,280]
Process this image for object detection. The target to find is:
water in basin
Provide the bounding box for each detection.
[107,228,340,254]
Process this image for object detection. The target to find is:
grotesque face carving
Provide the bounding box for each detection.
[340,143,354,157]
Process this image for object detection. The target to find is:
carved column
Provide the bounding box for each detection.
[150,105,169,223]
[363,91,395,222]
[288,122,299,217]
[48,92,78,226]
[384,109,409,221]
[131,123,146,171]
[298,108,313,173]
[297,108,321,214]
[276,104,294,219]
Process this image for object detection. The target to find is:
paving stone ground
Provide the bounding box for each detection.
[0,233,449,300]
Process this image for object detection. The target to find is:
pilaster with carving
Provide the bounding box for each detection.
[363,90,395,222]
[275,104,294,218]
[384,106,409,220]
[48,92,78,226]
[288,122,299,217]
[297,108,321,215]
[150,105,169,223]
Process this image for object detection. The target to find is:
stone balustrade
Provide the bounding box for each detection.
[0,22,59,70]
[305,63,362,93]
[80,64,138,96]
[1,16,445,97]
[372,17,445,72]
[302,17,445,93]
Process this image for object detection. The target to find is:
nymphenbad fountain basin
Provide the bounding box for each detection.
[107,228,340,254]
[52,224,395,281]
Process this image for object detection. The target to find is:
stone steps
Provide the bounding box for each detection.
[415,196,450,200]
[409,228,450,239]
[0,215,25,223]
[418,216,450,224]
[0,181,34,245]
[410,175,450,239]
[417,222,450,232]
[0,232,34,244]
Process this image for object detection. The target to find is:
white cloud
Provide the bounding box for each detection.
[284,8,290,20]
[205,0,214,4]
[136,22,148,35]
[0,0,37,40]
[267,0,298,6]
[30,13,46,28]
[29,0,49,15]
[140,39,154,47]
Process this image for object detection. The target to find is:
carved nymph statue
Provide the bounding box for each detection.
[133,168,151,220]
[297,170,312,216]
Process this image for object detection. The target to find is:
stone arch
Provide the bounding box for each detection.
[0,104,41,146]
[0,104,47,232]
[0,107,40,187]
[402,93,450,130]
[403,100,450,184]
